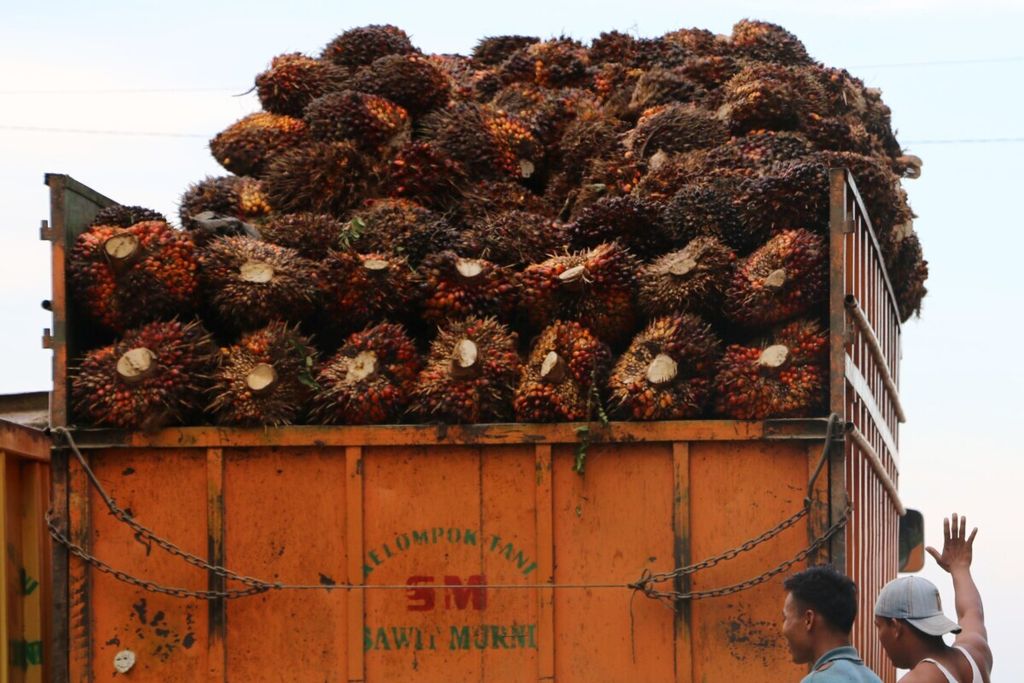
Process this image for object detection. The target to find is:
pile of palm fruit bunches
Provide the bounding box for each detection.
[69,20,928,430]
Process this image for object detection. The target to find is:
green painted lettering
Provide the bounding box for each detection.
[449,626,470,650]
[473,626,489,650]
[502,542,515,560]
[490,535,502,551]
[510,624,528,648]
[447,528,461,543]
[412,530,429,545]
[529,624,537,648]
[463,529,478,545]
[491,625,509,649]
[363,564,374,579]
[396,533,411,551]
[391,627,410,649]
[382,542,393,558]
[364,627,373,651]
[432,527,445,543]
[368,550,383,566]
[375,627,392,651]
[513,550,529,571]
[522,562,538,577]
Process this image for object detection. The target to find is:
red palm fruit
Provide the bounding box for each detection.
[679,55,742,91]
[724,229,828,327]
[518,242,639,347]
[513,321,612,422]
[626,103,729,160]
[713,318,828,419]
[554,111,625,183]
[887,229,929,322]
[347,198,457,267]
[179,176,271,235]
[812,150,908,237]
[260,212,347,259]
[198,236,322,331]
[588,30,637,66]
[638,238,737,318]
[718,64,804,134]
[561,156,643,217]
[730,19,814,65]
[321,25,417,70]
[304,90,411,152]
[348,54,450,117]
[71,319,216,430]
[701,131,815,177]
[457,210,567,267]
[427,53,493,101]
[492,84,600,150]
[633,150,711,201]
[209,112,308,177]
[458,180,557,222]
[380,141,468,210]
[607,314,721,420]
[69,221,199,332]
[263,141,372,216]
[566,195,671,259]
[208,322,316,426]
[411,317,520,423]
[499,38,590,89]
[661,180,753,252]
[802,114,874,155]
[588,63,643,118]
[89,204,166,228]
[255,53,348,117]
[735,160,832,237]
[472,35,540,66]
[662,27,729,57]
[314,323,421,424]
[319,251,418,334]
[418,253,517,326]
[421,102,540,181]
[629,67,701,112]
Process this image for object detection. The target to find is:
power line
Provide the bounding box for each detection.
[851,56,1024,69]
[0,125,207,139]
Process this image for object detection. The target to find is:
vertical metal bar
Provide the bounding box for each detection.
[67,452,90,682]
[49,447,68,683]
[345,446,364,683]
[206,448,226,681]
[829,169,848,420]
[672,442,692,683]
[534,444,554,682]
[47,177,68,428]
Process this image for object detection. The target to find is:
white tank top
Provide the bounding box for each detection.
[920,645,983,683]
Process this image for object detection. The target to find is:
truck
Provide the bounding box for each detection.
[40,169,920,682]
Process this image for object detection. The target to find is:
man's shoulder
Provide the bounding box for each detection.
[801,658,884,682]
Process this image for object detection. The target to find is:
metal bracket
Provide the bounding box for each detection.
[843,216,855,234]
[42,328,53,350]
[39,219,56,242]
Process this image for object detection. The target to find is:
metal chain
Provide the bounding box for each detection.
[48,416,845,602]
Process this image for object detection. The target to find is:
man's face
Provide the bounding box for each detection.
[873,616,906,669]
[782,592,814,664]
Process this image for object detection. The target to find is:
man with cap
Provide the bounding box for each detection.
[782,565,882,681]
[874,513,992,682]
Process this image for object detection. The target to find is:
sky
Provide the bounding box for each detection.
[2,0,1022,678]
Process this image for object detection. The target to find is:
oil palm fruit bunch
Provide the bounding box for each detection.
[411,316,520,423]
[347,198,457,267]
[638,237,736,318]
[724,229,828,327]
[208,322,317,426]
[660,181,751,251]
[607,314,721,420]
[314,323,421,424]
[321,25,418,70]
[588,62,643,118]
[421,102,539,181]
[209,112,308,177]
[459,180,557,220]
[629,67,701,113]
[263,141,372,216]
[319,250,419,333]
[457,210,567,267]
[418,253,517,326]
[69,221,199,333]
[499,38,590,89]
[380,141,468,210]
[348,54,451,117]
[518,242,638,347]
[554,111,625,185]
[736,160,831,237]
[701,131,815,177]
[179,176,271,235]
[632,150,710,201]
[566,195,671,259]
[713,318,828,419]
[718,64,801,134]
[729,19,813,66]
[813,150,907,236]
[89,204,166,228]
[513,321,612,422]
[679,54,742,91]
[626,103,729,160]
[304,90,411,152]
[255,53,347,117]
[886,228,928,322]
[588,30,638,66]
[802,114,874,155]
[662,27,728,57]
[198,236,322,331]
[471,35,540,66]
[259,212,347,259]
[71,319,216,430]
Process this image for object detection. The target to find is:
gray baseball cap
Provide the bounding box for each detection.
[874,576,962,636]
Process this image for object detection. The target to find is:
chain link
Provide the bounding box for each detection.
[49,416,845,603]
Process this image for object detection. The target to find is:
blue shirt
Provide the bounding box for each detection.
[800,646,883,683]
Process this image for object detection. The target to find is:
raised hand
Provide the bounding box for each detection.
[925,512,977,573]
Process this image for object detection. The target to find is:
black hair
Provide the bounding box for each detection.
[784,565,858,633]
